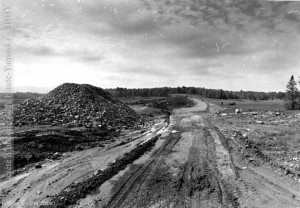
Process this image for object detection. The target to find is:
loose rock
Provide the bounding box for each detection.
[13,83,142,129]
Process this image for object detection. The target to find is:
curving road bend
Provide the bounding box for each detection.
[100,98,239,208]
[99,98,300,208]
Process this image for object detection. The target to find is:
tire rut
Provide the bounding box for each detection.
[105,134,182,208]
[187,128,238,208]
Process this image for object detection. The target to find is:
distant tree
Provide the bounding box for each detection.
[181,86,187,94]
[227,91,234,99]
[258,93,270,100]
[189,87,197,94]
[159,87,169,97]
[109,86,285,101]
[285,75,299,110]
[215,89,227,99]
[275,92,285,100]
[239,90,247,99]
[206,90,215,98]
[269,92,275,100]
[176,87,182,94]
[247,93,256,101]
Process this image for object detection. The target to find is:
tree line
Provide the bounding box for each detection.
[0,92,43,100]
[107,87,285,101]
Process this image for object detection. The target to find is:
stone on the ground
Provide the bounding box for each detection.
[256,120,264,124]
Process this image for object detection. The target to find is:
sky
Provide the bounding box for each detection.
[7,0,300,93]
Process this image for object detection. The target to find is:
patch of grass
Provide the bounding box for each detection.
[129,105,163,116]
[168,96,195,109]
[207,99,285,112]
[119,97,165,104]
[123,96,194,113]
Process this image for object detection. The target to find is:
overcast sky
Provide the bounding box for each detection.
[10,0,300,93]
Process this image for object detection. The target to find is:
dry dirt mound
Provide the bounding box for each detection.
[13,83,140,128]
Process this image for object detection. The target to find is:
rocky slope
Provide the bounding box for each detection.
[13,83,140,129]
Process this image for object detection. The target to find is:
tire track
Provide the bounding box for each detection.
[105,134,182,208]
[104,98,238,208]
[40,135,161,208]
[187,128,239,208]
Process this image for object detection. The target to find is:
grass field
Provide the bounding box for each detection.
[129,105,163,116]
[206,98,286,112]
[119,97,165,104]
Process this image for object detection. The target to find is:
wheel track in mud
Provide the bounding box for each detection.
[187,127,239,208]
[188,128,223,208]
[39,134,161,208]
[105,133,182,208]
[105,125,239,208]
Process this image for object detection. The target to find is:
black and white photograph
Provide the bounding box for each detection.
[1,0,300,207]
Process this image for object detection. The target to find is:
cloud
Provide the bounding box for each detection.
[19,0,159,37]
[256,50,300,73]
[15,42,104,63]
[115,66,171,77]
[11,0,300,92]
[79,54,103,62]
[17,45,57,56]
[113,11,158,35]
[188,61,223,75]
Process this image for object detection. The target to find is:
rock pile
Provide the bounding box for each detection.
[13,83,140,128]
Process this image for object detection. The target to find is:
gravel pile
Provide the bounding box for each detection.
[13,83,140,128]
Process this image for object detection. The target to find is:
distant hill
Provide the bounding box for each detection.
[13,83,140,128]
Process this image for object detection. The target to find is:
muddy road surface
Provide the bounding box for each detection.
[1,98,300,208]
[97,99,238,208]
[97,98,300,208]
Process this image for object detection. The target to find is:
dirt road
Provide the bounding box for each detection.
[1,98,300,208]
[93,98,237,208]
[87,98,300,208]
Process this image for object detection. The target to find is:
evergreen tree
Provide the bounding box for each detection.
[285,75,299,110]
